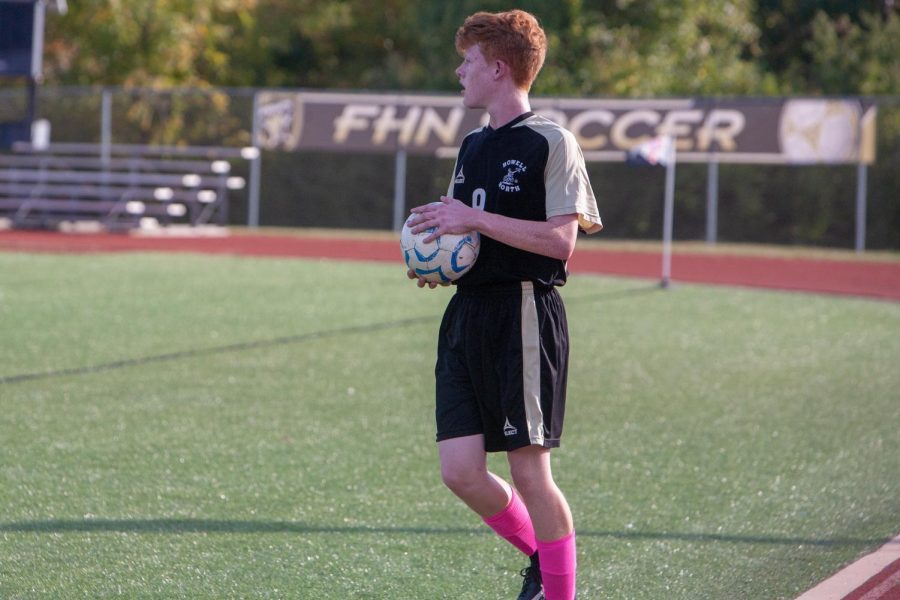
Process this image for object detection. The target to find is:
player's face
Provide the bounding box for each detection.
[456,44,495,109]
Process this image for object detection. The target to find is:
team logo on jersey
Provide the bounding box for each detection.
[455,166,465,184]
[499,159,526,192]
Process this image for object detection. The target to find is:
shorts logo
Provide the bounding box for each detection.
[499,159,526,192]
[503,418,518,437]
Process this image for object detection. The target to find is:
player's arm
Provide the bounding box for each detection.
[467,206,578,260]
[410,197,579,261]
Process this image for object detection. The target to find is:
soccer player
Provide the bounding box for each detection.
[406,9,602,600]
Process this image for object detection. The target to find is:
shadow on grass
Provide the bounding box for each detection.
[0,518,890,549]
[565,283,665,306]
[0,285,659,386]
[0,316,435,386]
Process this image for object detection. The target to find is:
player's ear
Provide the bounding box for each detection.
[493,59,508,80]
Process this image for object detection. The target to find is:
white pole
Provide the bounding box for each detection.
[30,1,45,80]
[661,140,676,288]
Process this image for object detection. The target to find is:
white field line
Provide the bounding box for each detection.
[795,534,900,600]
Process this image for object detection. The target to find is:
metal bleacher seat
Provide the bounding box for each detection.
[0,142,249,232]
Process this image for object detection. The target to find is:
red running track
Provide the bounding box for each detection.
[843,558,900,600]
[1,229,899,302]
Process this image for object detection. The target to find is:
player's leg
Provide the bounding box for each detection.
[439,434,541,600]
[508,445,576,600]
[507,446,572,539]
[439,436,540,562]
[436,292,535,534]
[438,434,509,516]
[507,285,577,599]
[435,289,542,597]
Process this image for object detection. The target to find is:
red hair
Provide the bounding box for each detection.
[455,10,547,91]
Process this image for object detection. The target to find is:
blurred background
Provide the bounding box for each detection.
[1,0,898,248]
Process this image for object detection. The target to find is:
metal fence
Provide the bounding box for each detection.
[1,85,898,250]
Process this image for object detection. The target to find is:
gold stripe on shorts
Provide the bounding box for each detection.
[520,281,545,445]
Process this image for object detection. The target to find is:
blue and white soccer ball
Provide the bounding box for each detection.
[401,212,480,284]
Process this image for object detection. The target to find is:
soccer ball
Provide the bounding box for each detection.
[400,211,480,284]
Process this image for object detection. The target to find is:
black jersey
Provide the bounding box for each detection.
[449,112,602,288]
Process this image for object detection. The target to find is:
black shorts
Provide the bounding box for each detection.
[434,281,569,452]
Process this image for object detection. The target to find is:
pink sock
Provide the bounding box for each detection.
[536,531,577,600]
[482,489,537,556]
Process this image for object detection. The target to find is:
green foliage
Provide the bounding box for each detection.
[536,0,776,96]
[805,10,900,94]
[258,0,428,89]
[43,0,260,87]
[39,0,898,96]
[754,0,897,93]
[40,0,265,144]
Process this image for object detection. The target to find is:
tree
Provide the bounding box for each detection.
[753,0,898,93]
[41,0,266,144]
[805,9,900,95]
[546,0,775,96]
[42,0,266,87]
[39,0,897,96]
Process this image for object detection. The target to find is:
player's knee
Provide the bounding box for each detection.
[509,465,552,500]
[439,464,468,492]
[440,463,483,496]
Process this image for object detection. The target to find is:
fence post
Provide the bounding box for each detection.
[248,93,261,228]
[855,162,867,253]
[706,160,718,245]
[393,149,407,231]
[100,88,112,167]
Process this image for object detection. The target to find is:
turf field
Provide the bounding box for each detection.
[1,251,898,599]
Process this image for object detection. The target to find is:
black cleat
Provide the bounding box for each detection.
[516,552,544,600]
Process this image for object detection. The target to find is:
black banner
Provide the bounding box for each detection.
[255,92,877,165]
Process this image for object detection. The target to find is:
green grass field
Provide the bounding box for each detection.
[1,251,898,599]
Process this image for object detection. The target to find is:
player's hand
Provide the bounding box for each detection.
[410,197,475,243]
[406,268,448,289]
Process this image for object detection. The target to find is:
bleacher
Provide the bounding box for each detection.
[0,142,253,232]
